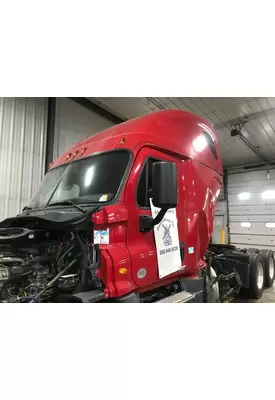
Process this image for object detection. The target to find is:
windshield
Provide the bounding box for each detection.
[28,150,130,209]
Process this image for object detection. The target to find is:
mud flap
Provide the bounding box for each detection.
[181,277,205,303]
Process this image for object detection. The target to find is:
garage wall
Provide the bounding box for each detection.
[213,200,228,244]
[53,98,115,159]
[0,98,48,220]
[228,169,275,250]
[213,183,228,244]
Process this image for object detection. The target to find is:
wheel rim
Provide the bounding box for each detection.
[257,263,264,289]
[269,256,275,280]
[209,267,219,303]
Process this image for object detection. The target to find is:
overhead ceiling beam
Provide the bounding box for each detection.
[69,98,125,124]
[229,118,270,163]
[214,107,275,130]
[238,131,269,163]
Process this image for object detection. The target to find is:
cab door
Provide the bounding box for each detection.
[125,147,185,288]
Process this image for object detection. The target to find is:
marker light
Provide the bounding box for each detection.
[118,267,128,275]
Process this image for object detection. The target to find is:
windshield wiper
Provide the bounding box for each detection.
[48,200,86,214]
[22,206,33,215]
[22,206,32,211]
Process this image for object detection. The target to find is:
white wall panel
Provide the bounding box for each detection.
[53,98,115,159]
[0,98,48,220]
[213,200,228,244]
[228,169,275,250]
[212,215,226,244]
[231,234,275,249]
[216,200,227,214]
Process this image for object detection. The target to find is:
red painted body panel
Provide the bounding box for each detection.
[50,110,223,298]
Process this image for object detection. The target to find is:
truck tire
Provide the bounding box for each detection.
[259,249,275,288]
[247,253,265,299]
[247,248,259,254]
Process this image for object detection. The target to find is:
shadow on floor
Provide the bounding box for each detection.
[234,282,275,303]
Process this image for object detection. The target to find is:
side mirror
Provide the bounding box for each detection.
[152,162,178,209]
[140,161,178,232]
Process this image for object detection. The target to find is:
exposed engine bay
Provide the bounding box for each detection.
[0,210,103,303]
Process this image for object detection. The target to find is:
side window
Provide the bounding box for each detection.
[137,158,158,208]
[202,130,218,160]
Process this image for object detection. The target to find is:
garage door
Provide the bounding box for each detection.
[53,98,115,159]
[212,215,226,244]
[228,169,275,250]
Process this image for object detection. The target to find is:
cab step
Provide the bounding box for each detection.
[156,291,195,303]
[73,290,105,303]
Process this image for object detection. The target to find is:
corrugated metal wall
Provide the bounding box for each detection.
[0,98,48,220]
[228,169,275,250]
[53,98,115,159]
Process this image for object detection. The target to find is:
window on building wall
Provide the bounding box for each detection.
[265,222,275,228]
[240,222,251,228]
[238,192,251,200]
[262,190,275,200]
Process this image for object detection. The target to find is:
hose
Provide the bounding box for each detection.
[57,245,75,265]
[0,257,25,264]
[76,233,88,291]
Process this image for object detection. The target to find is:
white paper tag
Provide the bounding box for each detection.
[99,194,108,202]
[94,229,110,244]
[100,229,109,244]
[150,199,182,279]
[94,230,101,244]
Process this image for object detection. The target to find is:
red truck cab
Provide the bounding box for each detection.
[48,109,222,300]
[0,109,223,303]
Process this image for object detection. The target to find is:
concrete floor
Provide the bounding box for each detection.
[235,283,275,303]
[256,283,275,303]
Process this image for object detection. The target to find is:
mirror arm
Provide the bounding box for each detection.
[140,208,168,233]
[152,208,168,226]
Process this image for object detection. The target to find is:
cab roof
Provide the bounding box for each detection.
[50,109,223,175]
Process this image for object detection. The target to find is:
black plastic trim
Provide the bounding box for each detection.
[202,129,218,160]
[45,97,56,173]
